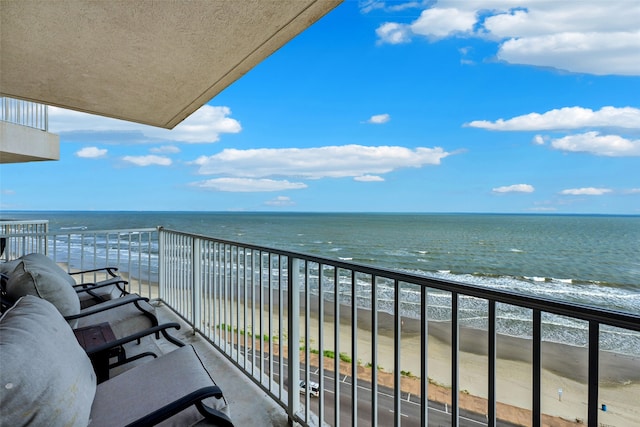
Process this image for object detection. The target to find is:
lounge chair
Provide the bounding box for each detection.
[2,253,159,340]
[1,295,233,427]
[3,253,129,308]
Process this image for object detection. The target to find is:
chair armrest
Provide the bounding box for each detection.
[69,266,119,278]
[84,323,185,356]
[127,386,232,427]
[73,277,128,294]
[65,296,150,320]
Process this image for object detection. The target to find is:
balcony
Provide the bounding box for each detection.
[1,221,639,427]
[0,96,60,164]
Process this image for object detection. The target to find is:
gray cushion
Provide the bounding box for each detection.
[5,255,80,318]
[19,253,77,287]
[90,345,229,427]
[0,258,21,275]
[76,294,156,338]
[0,295,97,427]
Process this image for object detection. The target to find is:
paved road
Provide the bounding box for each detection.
[241,348,518,426]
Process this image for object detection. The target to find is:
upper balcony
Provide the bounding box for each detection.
[0,96,60,164]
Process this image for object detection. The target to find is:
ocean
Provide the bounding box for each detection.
[4,211,640,353]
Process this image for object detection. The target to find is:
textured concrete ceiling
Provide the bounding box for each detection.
[0,0,341,128]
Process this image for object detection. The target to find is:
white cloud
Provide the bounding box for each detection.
[367,113,391,124]
[410,7,477,39]
[49,104,241,143]
[532,135,546,145]
[150,145,181,154]
[1,189,15,195]
[374,2,640,75]
[376,22,412,44]
[75,146,107,158]
[498,31,640,76]
[191,145,452,179]
[361,1,430,14]
[560,187,612,196]
[549,132,640,157]
[492,184,535,194]
[265,196,296,206]
[355,175,385,182]
[624,188,640,194]
[122,155,172,166]
[466,107,640,131]
[190,178,307,192]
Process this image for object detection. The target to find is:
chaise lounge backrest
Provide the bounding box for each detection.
[3,253,157,337]
[0,296,234,427]
[0,296,97,426]
[4,253,80,318]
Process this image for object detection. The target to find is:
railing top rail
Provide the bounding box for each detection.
[0,220,49,225]
[159,227,640,332]
[0,227,157,238]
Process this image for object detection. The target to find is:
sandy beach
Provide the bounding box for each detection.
[208,292,640,427]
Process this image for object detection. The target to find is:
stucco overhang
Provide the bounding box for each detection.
[0,0,342,129]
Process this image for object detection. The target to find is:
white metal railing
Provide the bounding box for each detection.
[0,220,49,260]
[157,228,640,427]
[0,226,157,296]
[0,96,49,131]
[3,224,639,427]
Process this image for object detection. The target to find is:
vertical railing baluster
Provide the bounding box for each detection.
[318,263,325,425]
[488,300,497,427]
[303,261,311,424]
[451,292,459,427]
[193,237,201,330]
[136,232,142,295]
[394,279,401,427]
[371,274,378,427]
[243,248,248,370]
[259,251,265,384]
[288,257,301,424]
[237,246,242,361]
[231,245,237,362]
[533,309,542,427]
[588,321,600,427]
[351,270,357,427]
[268,253,273,393]
[158,228,165,301]
[421,286,428,427]
[279,255,284,400]
[334,267,340,427]
[250,249,256,378]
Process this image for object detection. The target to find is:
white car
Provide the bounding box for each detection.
[299,380,320,397]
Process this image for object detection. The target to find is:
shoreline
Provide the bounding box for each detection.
[303,293,640,384]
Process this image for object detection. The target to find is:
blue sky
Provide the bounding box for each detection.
[2,0,639,214]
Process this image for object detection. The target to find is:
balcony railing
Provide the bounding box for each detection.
[0,220,49,260]
[2,224,639,427]
[0,96,49,131]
